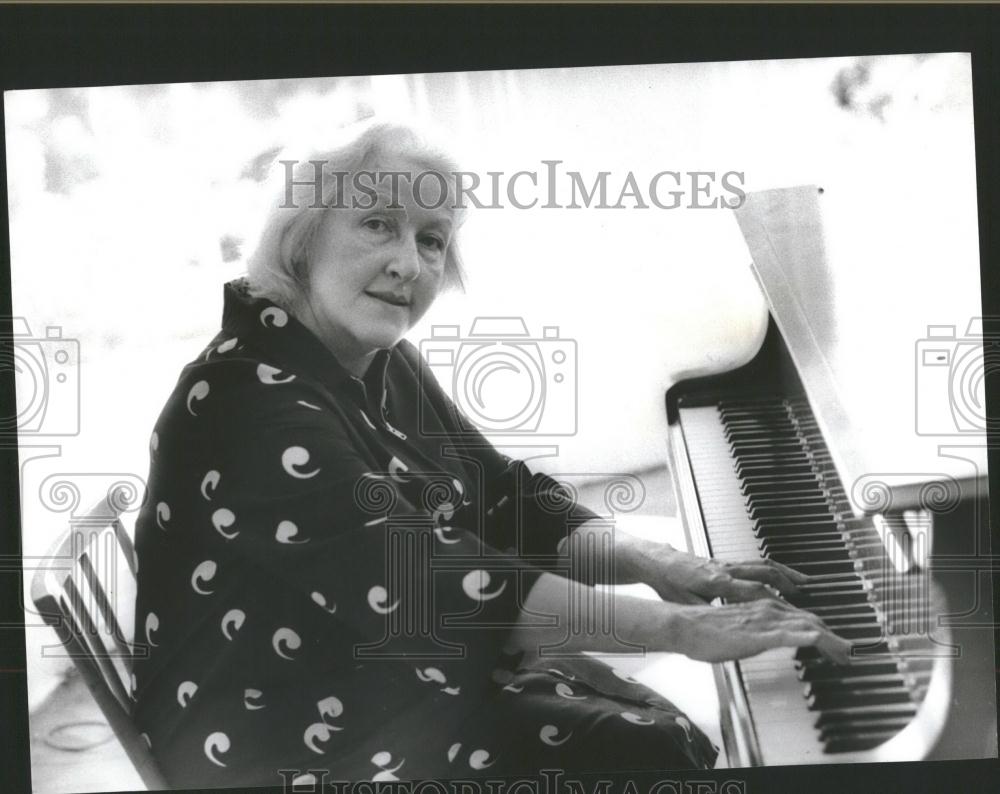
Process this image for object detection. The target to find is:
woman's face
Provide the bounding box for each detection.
[301,156,454,374]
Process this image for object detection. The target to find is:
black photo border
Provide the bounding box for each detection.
[1,4,998,794]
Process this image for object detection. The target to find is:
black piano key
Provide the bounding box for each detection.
[740,472,818,486]
[724,423,793,434]
[724,414,795,425]
[751,503,831,520]
[723,411,792,421]
[746,482,826,496]
[754,521,842,538]
[757,529,845,543]
[767,548,853,565]
[739,463,815,478]
[737,460,814,476]
[783,559,857,575]
[760,537,845,554]
[807,686,913,710]
[814,704,917,729]
[790,598,870,614]
[825,624,883,641]
[741,476,819,492]
[754,505,837,520]
[823,735,896,753]
[790,591,871,609]
[839,624,885,638]
[817,610,879,627]
[723,404,792,415]
[800,588,870,608]
[739,463,819,480]
[736,451,812,465]
[807,645,891,669]
[850,641,894,657]
[745,486,826,500]
[740,470,818,485]
[731,446,807,460]
[759,529,844,544]
[793,592,872,610]
[805,676,906,698]
[791,574,866,587]
[763,544,850,559]
[755,516,840,530]
[749,501,830,516]
[729,434,803,446]
[742,485,822,501]
[795,638,893,665]
[732,438,802,449]
[761,543,849,558]
[819,718,911,739]
[799,662,899,682]
[726,431,800,444]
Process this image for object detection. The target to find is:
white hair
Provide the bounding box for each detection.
[246,121,467,311]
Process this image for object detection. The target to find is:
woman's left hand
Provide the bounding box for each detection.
[626,539,810,605]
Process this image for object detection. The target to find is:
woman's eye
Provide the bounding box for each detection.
[362,218,390,233]
[418,235,445,252]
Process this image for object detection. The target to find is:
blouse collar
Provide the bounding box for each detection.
[220,277,392,412]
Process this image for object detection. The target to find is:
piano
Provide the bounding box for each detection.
[664,185,998,766]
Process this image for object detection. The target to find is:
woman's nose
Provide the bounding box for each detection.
[386,237,421,282]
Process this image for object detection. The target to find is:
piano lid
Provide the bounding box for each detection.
[732,184,989,517]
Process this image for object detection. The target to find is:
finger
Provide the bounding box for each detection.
[766,558,813,585]
[652,583,710,605]
[784,604,835,634]
[773,628,852,666]
[745,557,813,585]
[791,619,853,665]
[815,632,854,666]
[761,629,821,656]
[663,588,711,606]
[719,577,782,603]
[727,563,802,595]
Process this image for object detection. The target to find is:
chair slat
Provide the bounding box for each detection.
[62,580,132,711]
[78,539,132,660]
[31,497,167,789]
[112,518,138,578]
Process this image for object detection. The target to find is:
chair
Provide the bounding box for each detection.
[31,495,168,790]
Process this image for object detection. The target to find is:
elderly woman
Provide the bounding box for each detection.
[132,123,850,788]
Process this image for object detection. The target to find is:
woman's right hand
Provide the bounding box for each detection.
[514,570,852,664]
[669,598,854,664]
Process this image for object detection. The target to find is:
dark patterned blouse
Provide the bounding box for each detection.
[131,278,717,788]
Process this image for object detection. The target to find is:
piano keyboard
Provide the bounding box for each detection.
[677,394,938,765]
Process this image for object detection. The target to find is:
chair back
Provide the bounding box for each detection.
[31,495,167,790]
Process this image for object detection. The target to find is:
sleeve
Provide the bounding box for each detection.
[176,358,547,668]
[398,340,601,565]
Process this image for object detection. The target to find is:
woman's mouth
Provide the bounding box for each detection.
[364,290,410,308]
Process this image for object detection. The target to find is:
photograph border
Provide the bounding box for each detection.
[1,4,998,794]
